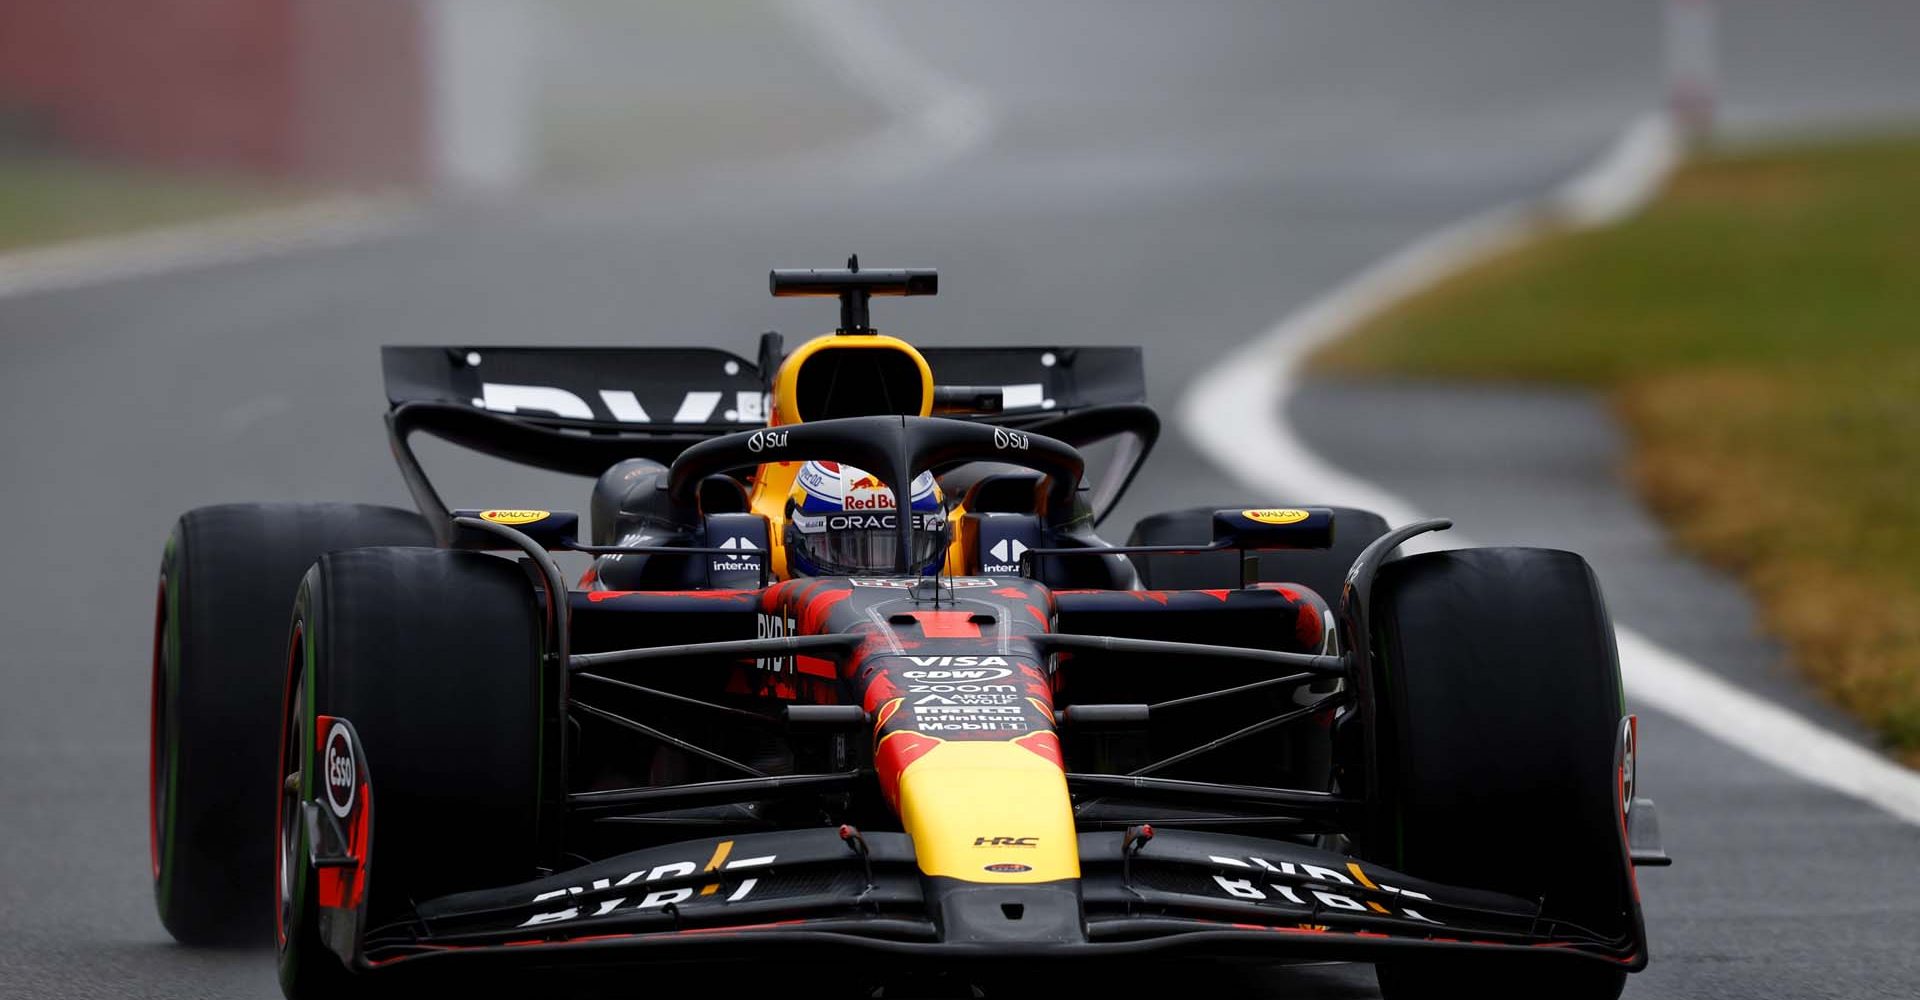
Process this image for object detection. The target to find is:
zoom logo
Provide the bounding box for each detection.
[993,428,1029,450]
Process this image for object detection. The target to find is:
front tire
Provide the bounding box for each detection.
[1365,547,1632,1000]
[277,546,543,997]
[151,503,431,946]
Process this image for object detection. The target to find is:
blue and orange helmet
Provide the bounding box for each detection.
[783,461,947,577]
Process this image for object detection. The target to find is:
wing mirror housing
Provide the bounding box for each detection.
[451,509,581,551]
[1210,507,1336,551]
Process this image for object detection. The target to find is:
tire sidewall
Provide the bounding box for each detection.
[278,583,354,997]
[1367,548,1630,932]
[150,503,433,947]
[274,546,543,994]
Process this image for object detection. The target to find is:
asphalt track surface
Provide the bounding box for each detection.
[3,2,1918,996]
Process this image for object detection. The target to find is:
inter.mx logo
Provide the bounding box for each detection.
[987,538,1028,567]
[711,536,762,572]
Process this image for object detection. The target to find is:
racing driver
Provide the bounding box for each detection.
[783,461,948,577]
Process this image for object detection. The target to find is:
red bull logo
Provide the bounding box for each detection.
[844,473,895,511]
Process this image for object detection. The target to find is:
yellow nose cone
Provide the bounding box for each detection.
[896,740,1080,883]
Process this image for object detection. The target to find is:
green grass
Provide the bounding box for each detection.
[1315,133,1920,763]
[0,154,298,253]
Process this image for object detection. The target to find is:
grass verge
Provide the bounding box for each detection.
[0,154,298,254]
[1314,132,1920,765]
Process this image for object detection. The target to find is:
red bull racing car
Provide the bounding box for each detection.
[149,262,1667,998]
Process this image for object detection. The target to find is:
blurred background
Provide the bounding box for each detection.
[2,1,1917,997]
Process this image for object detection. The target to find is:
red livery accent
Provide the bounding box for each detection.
[874,731,942,808]
[799,588,854,635]
[864,674,904,713]
[315,778,371,909]
[905,611,981,638]
[1013,731,1063,767]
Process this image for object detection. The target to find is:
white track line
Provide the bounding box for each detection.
[1181,112,1920,825]
[0,195,416,301]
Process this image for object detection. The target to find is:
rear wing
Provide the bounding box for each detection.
[382,337,1157,529]
[381,340,1147,430]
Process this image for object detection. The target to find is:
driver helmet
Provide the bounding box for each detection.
[784,461,948,577]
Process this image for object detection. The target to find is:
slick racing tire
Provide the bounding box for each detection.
[1366,548,1631,1000]
[151,503,432,946]
[1126,504,1390,603]
[278,547,542,998]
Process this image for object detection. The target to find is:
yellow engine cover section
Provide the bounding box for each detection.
[895,740,1080,883]
[749,332,950,579]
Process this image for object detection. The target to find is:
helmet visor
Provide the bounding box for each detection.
[788,510,948,576]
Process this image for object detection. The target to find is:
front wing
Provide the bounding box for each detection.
[345,826,1643,975]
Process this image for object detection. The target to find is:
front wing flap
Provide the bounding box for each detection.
[359,827,1637,971]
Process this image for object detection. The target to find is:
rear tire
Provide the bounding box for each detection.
[1366,547,1631,1000]
[1126,504,1390,603]
[151,503,431,946]
[277,546,543,998]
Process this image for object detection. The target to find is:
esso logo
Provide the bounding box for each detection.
[992,428,1030,451]
[322,721,356,819]
[747,429,789,453]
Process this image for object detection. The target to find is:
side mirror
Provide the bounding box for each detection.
[1211,507,1335,551]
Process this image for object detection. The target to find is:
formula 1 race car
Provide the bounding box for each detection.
[149,261,1666,999]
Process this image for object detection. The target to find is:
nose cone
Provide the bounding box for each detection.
[894,736,1079,884]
